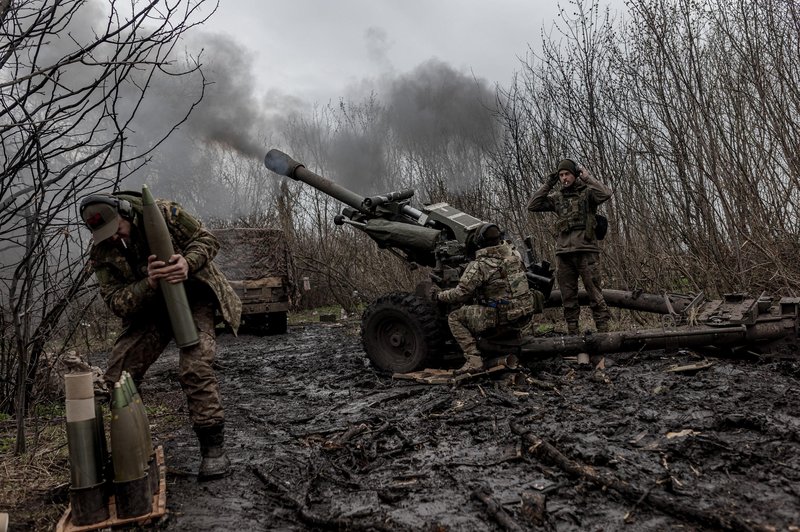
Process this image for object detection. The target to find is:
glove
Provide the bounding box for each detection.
[546,172,559,186]
[429,285,442,302]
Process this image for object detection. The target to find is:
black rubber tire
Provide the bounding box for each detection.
[240,314,267,335]
[361,292,444,373]
[267,311,288,335]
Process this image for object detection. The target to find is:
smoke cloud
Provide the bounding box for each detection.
[182,33,268,159]
[383,58,497,151]
[39,7,500,218]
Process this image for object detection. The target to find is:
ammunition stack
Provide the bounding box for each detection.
[62,371,163,529]
[64,372,108,525]
[110,372,157,519]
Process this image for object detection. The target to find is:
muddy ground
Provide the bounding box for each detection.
[125,319,800,532]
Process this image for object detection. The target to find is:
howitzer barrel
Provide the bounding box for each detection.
[265,149,367,214]
[265,149,424,220]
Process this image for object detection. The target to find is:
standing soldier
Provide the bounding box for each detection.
[527,159,612,335]
[436,223,541,373]
[79,191,242,480]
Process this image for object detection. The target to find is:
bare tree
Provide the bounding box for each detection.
[182,0,799,351]
[493,0,800,296]
[0,0,216,453]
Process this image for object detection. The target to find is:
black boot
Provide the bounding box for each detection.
[194,423,231,481]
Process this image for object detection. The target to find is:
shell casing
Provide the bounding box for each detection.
[141,184,199,347]
[64,373,105,488]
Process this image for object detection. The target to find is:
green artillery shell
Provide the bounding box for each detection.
[140,184,199,347]
[122,373,154,460]
[93,398,108,481]
[110,382,145,482]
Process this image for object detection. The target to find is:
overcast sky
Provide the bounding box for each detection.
[198,0,625,105]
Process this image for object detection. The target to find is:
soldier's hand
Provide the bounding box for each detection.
[429,285,442,302]
[147,254,189,288]
[546,172,559,186]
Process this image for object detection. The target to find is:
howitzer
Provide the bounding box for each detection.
[264,150,800,373]
[265,149,554,372]
[265,149,553,292]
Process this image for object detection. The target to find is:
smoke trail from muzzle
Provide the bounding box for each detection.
[182,32,268,159]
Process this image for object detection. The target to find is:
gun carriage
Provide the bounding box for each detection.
[265,150,800,373]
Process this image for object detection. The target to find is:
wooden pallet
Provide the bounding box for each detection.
[56,445,167,532]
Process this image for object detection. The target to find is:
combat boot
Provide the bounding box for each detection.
[194,423,231,481]
[455,351,484,375]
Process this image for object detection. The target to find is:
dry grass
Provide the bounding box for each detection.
[0,395,185,531]
[0,414,71,531]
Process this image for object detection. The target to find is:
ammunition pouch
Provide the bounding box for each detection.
[554,219,586,235]
[481,294,535,323]
[594,214,608,240]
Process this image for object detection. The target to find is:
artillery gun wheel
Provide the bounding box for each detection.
[361,292,443,374]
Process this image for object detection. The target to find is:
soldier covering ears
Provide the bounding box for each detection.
[527,159,612,335]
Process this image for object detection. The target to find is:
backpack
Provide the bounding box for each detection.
[595,214,608,240]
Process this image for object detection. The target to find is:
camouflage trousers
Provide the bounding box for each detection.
[105,285,224,427]
[447,305,498,357]
[556,251,611,331]
[448,303,532,357]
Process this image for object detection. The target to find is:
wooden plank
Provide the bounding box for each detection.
[394,364,513,385]
[228,276,284,289]
[666,361,713,373]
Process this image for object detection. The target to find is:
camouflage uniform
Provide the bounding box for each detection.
[89,192,241,427]
[437,241,539,357]
[527,169,612,333]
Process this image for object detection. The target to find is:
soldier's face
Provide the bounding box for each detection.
[559,170,576,187]
[110,218,132,244]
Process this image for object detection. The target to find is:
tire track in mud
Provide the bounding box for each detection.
[142,322,800,531]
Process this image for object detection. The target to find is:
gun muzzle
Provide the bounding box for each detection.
[265,149,368,213]
[264,149,305,179]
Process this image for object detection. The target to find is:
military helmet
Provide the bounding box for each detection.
[79,194,133,243]
[475,223,503,248]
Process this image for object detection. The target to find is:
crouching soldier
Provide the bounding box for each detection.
[436,223,541,373]
[79,191,242,480]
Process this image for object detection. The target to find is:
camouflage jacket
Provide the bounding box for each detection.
[527,176,612,254]
[438,241,536,322]
[88,192,241,333]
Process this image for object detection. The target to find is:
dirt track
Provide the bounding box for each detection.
[141,321,800,531]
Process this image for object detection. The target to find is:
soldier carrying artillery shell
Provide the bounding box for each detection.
[79,190,241,480]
